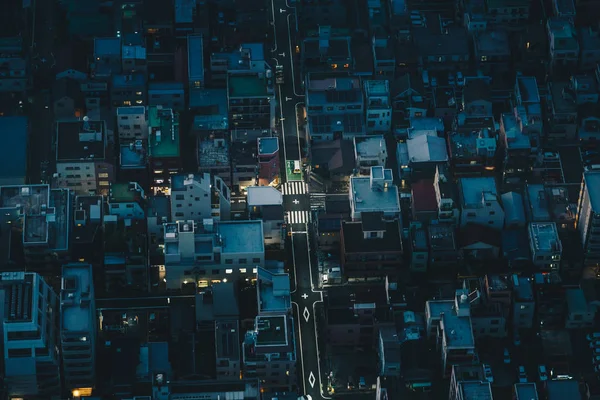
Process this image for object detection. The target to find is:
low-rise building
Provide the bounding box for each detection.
[247,186,285,248]
[353,135,387,175]
[55,119,113,195]
[170,173,230,222]
[398,133,448,181]
[257,137,279,186]
[0,116,28,186]
[227,72,275,130]
[349,166,400,220]
[0,37,29,93]
[579,26,600,71]
[565,287,594,329]
[547,81,578,140]
[364,80,392,134]
[448,129,497,174]
[459,177,504,229]
[302,26,352,73]
[433,165,460,225]
[119,140,148,187]
[243,315,297,391]
[547,18,579,72]
[108,182,146,220]
[187,34,205,89]
[512,275,535,329]
[110,73,146,108]
[528,222,562,270]
[0,184,71,267]
[449,365,493,400]
[474,30,511,73]
[341,212,403,282]
[163,220,264,289]
[215,320,241,380]
[148,105,181,188]
[117,106,148,140]
[148,82,185,111]
[257,267,291,315]
[197,138,231,186]
[514,382,539,400]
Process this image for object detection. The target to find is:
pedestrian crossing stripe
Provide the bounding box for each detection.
[282,181,307,195]
[288,211,310,224]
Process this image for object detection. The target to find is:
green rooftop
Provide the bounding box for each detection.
[148,106,180,158]
[228,75,269,98]
[109,183,138,202]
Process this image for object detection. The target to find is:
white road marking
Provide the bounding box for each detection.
[302,293,308,299]
[282,181,307,195]
[308,371,316,388]
[303,307,310,322]
[289,211,309,224]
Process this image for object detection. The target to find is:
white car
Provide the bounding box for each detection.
[483,364,494,383]
[538,365,548,381]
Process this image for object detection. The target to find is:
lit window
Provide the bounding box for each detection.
[99,173,109,178]
[99,181,109,186]
[135,100,143,104]
[252,268,258,274]
[239,268,247,273]
[225,269,233,274]
[123,100,131,106]
[136,91,142,95]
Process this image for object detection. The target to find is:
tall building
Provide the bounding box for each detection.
[60,263,96,391]
[0,272,61,398]
[170,173,231,222]
[576,171,600,265]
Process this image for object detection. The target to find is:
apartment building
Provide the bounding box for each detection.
[565,287,594,329]
[0,184,71,267]
[364,80,392,134]
[121,42,147,74]
[92,37,122,79]
[547,18,580,71]
[227,71,275,130]
[353,136,387,175]
[433,165,460,225]
[459,177,504,230]
[111,73,146,108]
[301,26,352,73]
[117,106,148,140]
[514,76,543,135]
[148,82,185,111]
[55,119,114,195]
[576,171,600,266]
[108,182,146,220]
[306,74,365,141]
[528,223,562,270]
[449,364,493,400]
[170,173,230,222]
[210,43,267,85]
[148,105,181,188]
[247,186,285,248]
[163,220,264,289]
[448,129,497,174]
[215,320,241,380]
[243,315,297,391]
[349,166,400,220]
[512,275,535,329]
[257,267,291,316]
[0,272,61,398]
[425,289,476,377]
[0,36,29,93]
[60,263,96,391]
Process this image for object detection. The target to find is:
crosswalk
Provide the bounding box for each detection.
[282,181,307,195]
[288,210,310,225]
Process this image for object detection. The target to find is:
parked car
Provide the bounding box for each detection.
[587,332,600,341]
[456,71,464,86]
[589,340,600,348]
[593,355,600,364]
[503,348,511,364]
[448,72,455,86]
[483,364,494,383]
[514,331,521,346]
[518,366,527,383]
[538,365,548,381]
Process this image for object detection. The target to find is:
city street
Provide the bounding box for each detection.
[271,0,329,398]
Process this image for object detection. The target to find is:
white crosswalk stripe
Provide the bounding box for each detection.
[288,211,310,224]
[282,181,307,195]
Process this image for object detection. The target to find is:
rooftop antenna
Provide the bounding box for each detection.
[83,116,90,131]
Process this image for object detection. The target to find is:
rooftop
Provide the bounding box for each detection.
[94,37,120,56]
[342,220,402,254]
[364,80,390,97]
[0,272,37,323]
[459,381,493,400]
[528,222,561,252]
[254,315,288,347]
[306,77,362,106]
[405,135,448,163]
[502,114,530,150]
[442,313,475,348]
[513,275,534,301]
[247,186,282,206]
[516,76,541,104]
[61,263,93,332]
[148,106,180,158]
[56,120,106,162]
[584,171,600,211]
[514,383,539,400]
[72,196,103,244]
[449,129,496,158]
[257,268,291,314]
[429,224,456,250]
[548,18,579,52]
[566,288,589,313]
[120,143,146,168]
[198,139,230,168]
[187,34,204,82]
[526,184,551,221]
[228,74,269,98]
[0,116,28,185]
[112,72,145,88]
[549,82,577,115]
[257,137,278,155]
[354,136,386,158]
[0,185,70,250]
[109,182,144,203]
[215,320,240,361]
[349,167,400,214]
[309,114,365,136]
[190,89,228,131]
[546,379,580,400]
[219,220,264,254]
[474,30,510,55]
[460,177,497,207]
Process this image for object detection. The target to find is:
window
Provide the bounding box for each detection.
[212,269,219,274]
[252,258,261,263]
[239,268,247,273]
[99,173,109,178]
[239,258,247,264]
[370,232,378,238]
[225,269,233,274]
[225,259,233,264]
